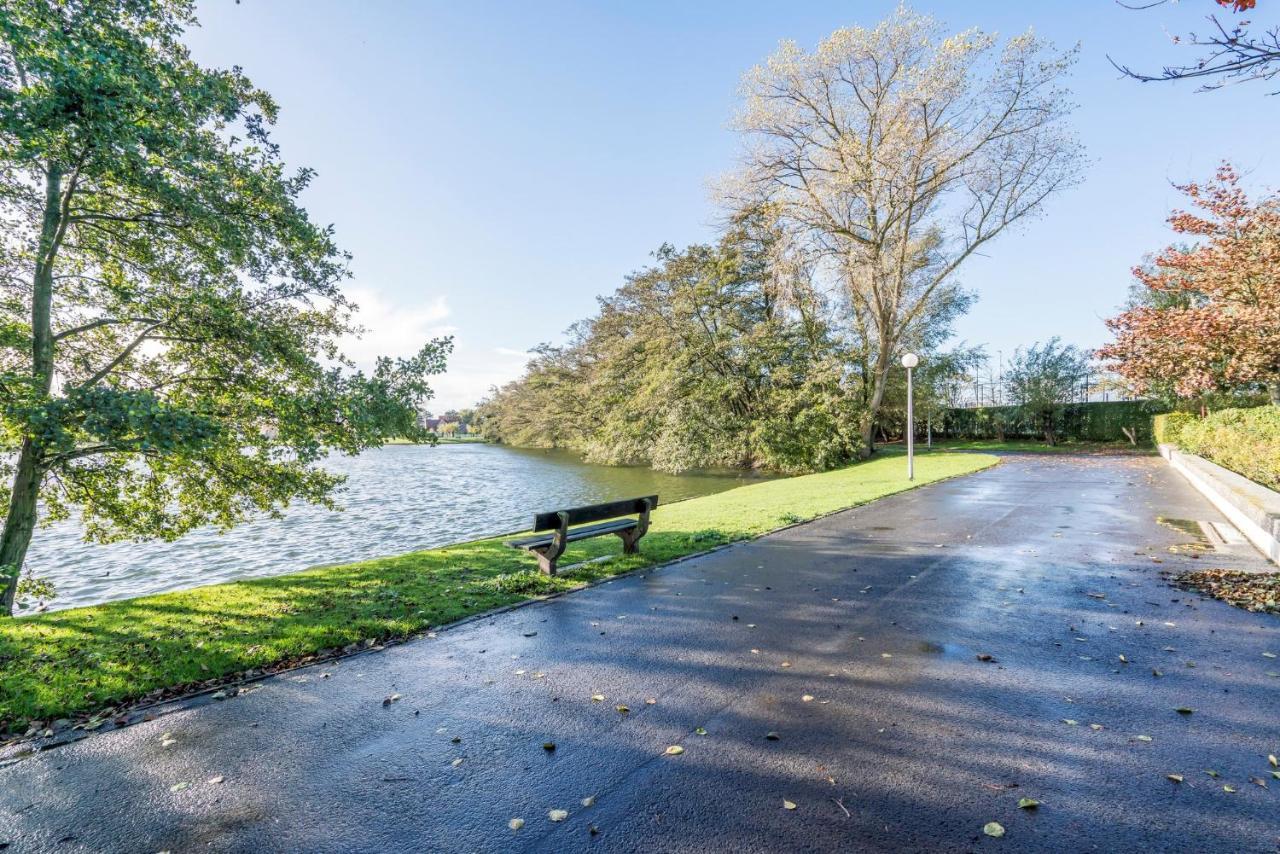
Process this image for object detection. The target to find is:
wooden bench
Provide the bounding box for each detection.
[505,495,658,575]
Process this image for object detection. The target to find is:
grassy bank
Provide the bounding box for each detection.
[0,452,996,733]
[383,435,487,445]
[924,439,1148,454]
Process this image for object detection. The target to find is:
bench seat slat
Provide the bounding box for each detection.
[506,518,637,550]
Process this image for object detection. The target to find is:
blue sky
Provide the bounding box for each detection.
[185,1,1280,411]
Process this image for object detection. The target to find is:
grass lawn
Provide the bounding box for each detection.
[382,435,487,445]
[923,439,1150,454]
[0,451,996,734]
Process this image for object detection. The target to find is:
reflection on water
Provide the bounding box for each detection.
[25,444,766,612]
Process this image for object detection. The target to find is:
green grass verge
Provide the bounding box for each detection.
[0,452,996,732]
[382,435,487,445]
[924,439,1148,454]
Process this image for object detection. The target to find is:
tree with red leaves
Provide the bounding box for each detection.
[1098,164,1280,405]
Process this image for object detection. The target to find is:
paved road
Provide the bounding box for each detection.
[2,454,1279,853]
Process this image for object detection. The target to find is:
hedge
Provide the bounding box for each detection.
[1152,412,1196,446]
[1164,406,1280,491]
[940,400,1167,443]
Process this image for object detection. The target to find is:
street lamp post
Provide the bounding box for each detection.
[902,352,919,481]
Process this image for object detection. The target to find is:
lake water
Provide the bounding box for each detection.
[24,443,766,612]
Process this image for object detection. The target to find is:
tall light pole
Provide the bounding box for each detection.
[902,352,919,481]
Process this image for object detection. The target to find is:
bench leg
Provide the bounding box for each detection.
[615,528,643,555]
[534,548,558,575]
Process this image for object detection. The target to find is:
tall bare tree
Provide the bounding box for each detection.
[725,6,1085,453]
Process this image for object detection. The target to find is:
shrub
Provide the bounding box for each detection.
[1169,406,1280,491]
[1153,412,1196,446]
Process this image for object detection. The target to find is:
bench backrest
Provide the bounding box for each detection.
[532,495,659,532]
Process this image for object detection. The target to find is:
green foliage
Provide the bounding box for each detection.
[0,0,450,608]
[0,451,996,729]
[1152,411,1196,446]
[1004,338,1092,444]
[944,400,1167,444]
[480,221,867,474]
[1169,406,1280,490]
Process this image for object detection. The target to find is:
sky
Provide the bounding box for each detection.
[184,0,1280,411]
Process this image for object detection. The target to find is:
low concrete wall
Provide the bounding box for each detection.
[1159,443,1280,566]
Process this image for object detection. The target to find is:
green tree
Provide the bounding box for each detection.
[480,218,860,474]
[0,0,449,614]
[1004,339,1089,445]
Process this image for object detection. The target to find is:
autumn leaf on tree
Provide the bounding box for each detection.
[1098,164,1280,405]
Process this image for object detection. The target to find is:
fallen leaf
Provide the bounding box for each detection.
[615,705,630,715]
[581,795,596,807]
[451,758,463,768]
[1270,754,1278,768]
[1062,719,1079,726]
[983,822,1005,838]
[976,653,994,662]
[782,799,797,811]
[1167,774,1184,783]
[765,731,781,740]
[1175,707,1195,715]
[1223,785,1237,793]
[1089,724,1104,731]
[509,818,524,831]
[542,742,556,752]
[645,698,656,705]
[665,745,684,755]
[695,727,708,736]
[548,809,568,822]
[591,694,605,702]
[1136,735,1153,742]
[207,776,224,785]
[169,782,189,793]
[382,693,401,707]
[1017,798,1039,809]
[1206,769,1219,778]
[802,695,814,703]
[1249,777,1268,788]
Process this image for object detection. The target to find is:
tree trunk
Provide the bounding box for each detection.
[0,165,62,616]
[0,441,44,614]
[1270,380,1280,407]
[859,353,892,458]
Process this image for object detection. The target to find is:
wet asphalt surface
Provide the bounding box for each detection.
[2,453,1279,853]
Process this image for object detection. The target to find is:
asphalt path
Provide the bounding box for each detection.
[2,453,1278,853]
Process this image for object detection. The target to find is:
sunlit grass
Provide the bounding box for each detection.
[0,451,996,731]
[923,439,1150,454]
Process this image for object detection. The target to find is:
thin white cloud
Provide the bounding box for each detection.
[339,287,454,370]
[494,346,531,358]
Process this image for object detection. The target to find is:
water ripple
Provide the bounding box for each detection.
[24,444,763,611]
